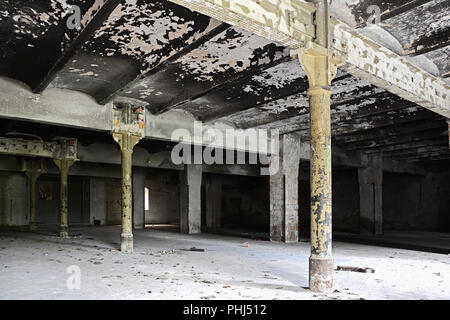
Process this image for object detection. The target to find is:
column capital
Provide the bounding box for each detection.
[292,42,344,91]
[53,158,75,171]
[112,130,143,153]
[111,102,146,152]
[24,158,43,178]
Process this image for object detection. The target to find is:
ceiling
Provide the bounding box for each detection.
[0,0,449,166]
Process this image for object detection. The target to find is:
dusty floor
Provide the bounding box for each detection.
[0,226,449,300]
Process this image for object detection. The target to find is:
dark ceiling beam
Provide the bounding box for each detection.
[151,54,294,115]
[407,155,450,163]
[351,0,434,28]
[197,74,313,123]
[406,31,450,56]
[389,146,450,160]
[33,0,123,93]
[100,22,230,105]
[332,118,448,145]
[293,109,440,139]
[378,0,434,21]
[243,91,413,130]
[272,99,421,137]
[363,137,448,154]
[199,73,354,124]
[339,127,448,151]
[330,109,440,137]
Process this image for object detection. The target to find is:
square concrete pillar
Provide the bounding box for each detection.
[358,153,383,235]
[179,164,202,234]
[133,167,146,230]
[269,133,301,243]
[206,177,222,228]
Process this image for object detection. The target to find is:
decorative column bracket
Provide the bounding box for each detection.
[111,102,145,253]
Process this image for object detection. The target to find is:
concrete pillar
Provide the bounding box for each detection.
[358,153,383,235]
[133,166,146,230]
[296,13,343,289]
[269,133,301,243]
[112,131,142,253]
[180,164,202,234]
[206,176,221,228]
[53,158,74,238]
[25,159,42,231]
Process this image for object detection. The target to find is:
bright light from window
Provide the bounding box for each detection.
[145,187,149,211]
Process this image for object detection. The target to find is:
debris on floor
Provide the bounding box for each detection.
[180,247,205,252]
[336,266,375,273]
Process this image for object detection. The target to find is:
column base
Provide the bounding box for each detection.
[121,233,133,253]
[30,224,36,231]
[59,226,68,238]
[309,255,334,293]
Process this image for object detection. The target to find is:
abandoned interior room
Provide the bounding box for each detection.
[0,0,449,301]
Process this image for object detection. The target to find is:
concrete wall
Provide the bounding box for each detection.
[221,176,269,232]
[145,169,179,224]
[35,176,59,224]
[383,171,450,231]
[0,171,29,226]
[333,169,360,233]
[0,171,92,227]
[105,180,122,225]
[298,169,360,235]
[90,178,106,225]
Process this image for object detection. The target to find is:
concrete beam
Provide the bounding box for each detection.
[167,2,449,117]
[0,76,273,154]
[0,137,58,158]
[168,0,316,47]
[0,136,78,161]
[331,19,450,118]
[146,110,273,154]
[0,77,112,131]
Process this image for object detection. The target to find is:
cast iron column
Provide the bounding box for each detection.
[54,158,74,237]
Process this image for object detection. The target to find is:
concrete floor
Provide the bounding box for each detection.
[0,226,449,300]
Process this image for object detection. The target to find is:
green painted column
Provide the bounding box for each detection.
[54,159,74,238]
[113,131,142,253]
